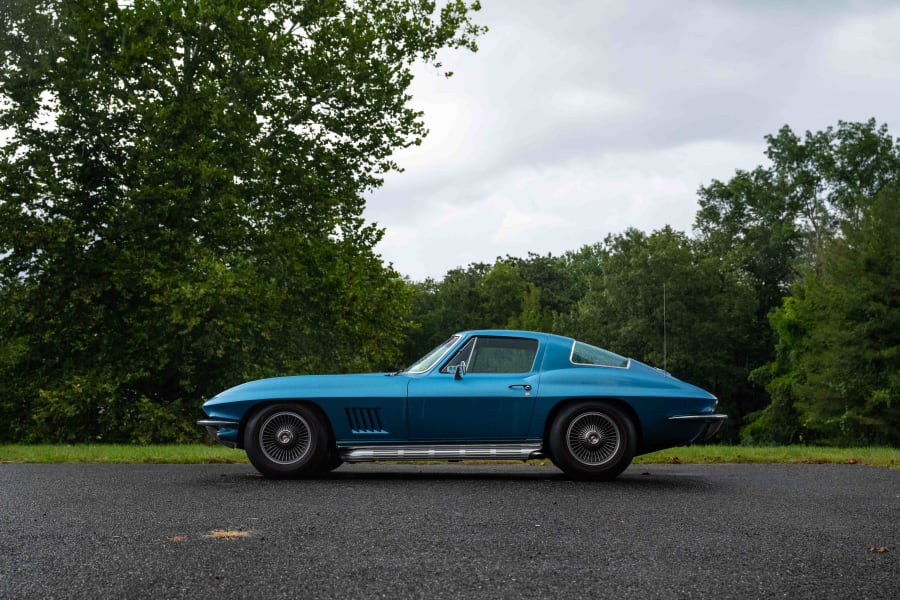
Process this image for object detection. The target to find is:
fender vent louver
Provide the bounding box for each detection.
[346,407,386,433]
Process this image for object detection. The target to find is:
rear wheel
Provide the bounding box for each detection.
[548,401,636,481]
[245,404,328,478]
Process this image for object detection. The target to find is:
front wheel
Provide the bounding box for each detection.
[245,403,329,478]
[316,450,344,473]
[547,402,636,481]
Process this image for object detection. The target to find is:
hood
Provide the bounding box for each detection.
[203,373,398,409]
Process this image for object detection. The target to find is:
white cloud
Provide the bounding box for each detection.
[366,0,900,281]
[826,6,900,81]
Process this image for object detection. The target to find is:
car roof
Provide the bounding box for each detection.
[454,329,575,344]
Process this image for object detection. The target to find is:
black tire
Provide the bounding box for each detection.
[245,403,328,478]
[547,401,636,481]
[316,450,344,473]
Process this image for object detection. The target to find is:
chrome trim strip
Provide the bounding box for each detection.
[667,414,728,422]
[405,335,461,374]
[197,420,240,428]
[197,420,240,449]
[338,443,544,462]
[668,414,727,442]
[568,339,631,370]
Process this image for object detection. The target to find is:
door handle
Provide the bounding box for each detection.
[508,384,532,391]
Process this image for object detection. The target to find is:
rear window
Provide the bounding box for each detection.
[570,341,629,368]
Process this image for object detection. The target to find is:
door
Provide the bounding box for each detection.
[407,336,541,441]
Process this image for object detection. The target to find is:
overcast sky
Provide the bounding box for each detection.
[364,0,900,281]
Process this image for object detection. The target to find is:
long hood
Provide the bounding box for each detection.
[203,373,401,409]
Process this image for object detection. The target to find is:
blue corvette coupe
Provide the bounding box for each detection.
[199,330,725,480]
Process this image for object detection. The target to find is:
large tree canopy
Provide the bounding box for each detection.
[694,120,899,444]
[695,120,900,315]
[745,184,900,445]
[0,0,484,442]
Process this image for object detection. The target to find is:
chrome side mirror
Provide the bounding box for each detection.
[454,360,467,380]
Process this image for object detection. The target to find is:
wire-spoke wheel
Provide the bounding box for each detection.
[548,402,636,481]
[259,411,312,465]
[245,404,329,478]
[566,412,621,466]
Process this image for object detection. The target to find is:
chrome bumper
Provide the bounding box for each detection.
[197,419,240,448]
[667,413,728,441]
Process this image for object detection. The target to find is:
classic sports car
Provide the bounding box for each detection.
[199,330,725,480]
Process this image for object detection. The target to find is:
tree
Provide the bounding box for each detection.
[696,119,900,314]
[694,120,900,442]
[400,254,577,365]
[747,185,900,444]
[0,0,485,442]
[398,262,518,365]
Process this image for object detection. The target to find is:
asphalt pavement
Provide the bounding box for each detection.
[1,462,897,599]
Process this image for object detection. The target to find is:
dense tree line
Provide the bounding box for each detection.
[401,120,899,445]
[0,0,484,442]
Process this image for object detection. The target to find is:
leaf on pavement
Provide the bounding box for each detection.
[208,529,252,539]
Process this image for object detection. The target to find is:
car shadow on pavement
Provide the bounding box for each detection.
[203,464,715,489]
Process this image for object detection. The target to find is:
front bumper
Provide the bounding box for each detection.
[197,419,240,448]
[667,413,728,442]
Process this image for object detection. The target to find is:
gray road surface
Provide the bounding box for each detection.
[1,463,897,599]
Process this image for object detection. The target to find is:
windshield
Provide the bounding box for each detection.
[404,336,461,373]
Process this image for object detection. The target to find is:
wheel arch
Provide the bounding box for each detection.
[542,397,645,456]
[237,399,336,451]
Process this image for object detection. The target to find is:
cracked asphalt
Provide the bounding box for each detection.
[1,463,897,599]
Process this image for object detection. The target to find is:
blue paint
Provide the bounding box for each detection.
[200,330,722,455]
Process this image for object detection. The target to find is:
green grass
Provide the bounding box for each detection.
[633,445,899,469]
[0,444,249,464]
[1,444,898,468]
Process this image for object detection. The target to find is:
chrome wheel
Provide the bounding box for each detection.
[258,411,311,465]
[565,411,621,466]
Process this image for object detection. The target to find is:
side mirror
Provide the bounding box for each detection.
[454,360,467,380]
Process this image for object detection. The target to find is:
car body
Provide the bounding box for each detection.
[199,330,725,480]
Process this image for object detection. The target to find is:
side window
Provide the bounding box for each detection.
[442,338,475,373]
[570,341,629,368]
[468,337,538,373]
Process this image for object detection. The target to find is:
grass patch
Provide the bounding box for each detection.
[0,444,897,469]
[0,444,249,464]
[632,445,899,469]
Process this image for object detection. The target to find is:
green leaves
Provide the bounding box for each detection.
[759,185,900,444]
[0,1,483,442]
[721,124,900,445]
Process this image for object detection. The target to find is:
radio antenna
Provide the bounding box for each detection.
[663,282,667,372]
